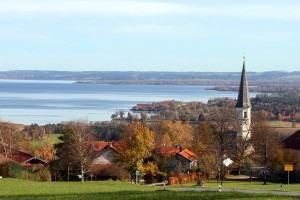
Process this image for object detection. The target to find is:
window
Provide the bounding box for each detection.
[244,111,248,119]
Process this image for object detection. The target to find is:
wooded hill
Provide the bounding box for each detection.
[0,70,300,87]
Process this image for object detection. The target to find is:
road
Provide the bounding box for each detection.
[171,187,300,197]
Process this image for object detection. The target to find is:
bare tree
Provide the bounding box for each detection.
[251,111,283,184]
[0,122,20,159]
[58,121,96,181]
[231,124,253,175]
[207,108,237,185]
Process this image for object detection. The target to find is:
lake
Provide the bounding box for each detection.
[0,80,257,125]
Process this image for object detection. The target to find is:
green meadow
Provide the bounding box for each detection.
[0,179,299,200]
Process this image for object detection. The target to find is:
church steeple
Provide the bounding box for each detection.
[236,56,251,108]
[236,55,251,139]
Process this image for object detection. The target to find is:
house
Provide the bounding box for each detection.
[0,150,48,178]
[0,149,48,167]
[154,146,198,173]
[90,141,128,180]
[89,141,198,178]
[282,130,300,152]
[13,150,48,167]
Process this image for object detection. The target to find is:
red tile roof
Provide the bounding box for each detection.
[283,130,300,151]
[92,141,122,153]
[155,147,198,161]
[92,141,109,151]
[155,147,180,157]
[110,142,123,153]
[179,149,198,162]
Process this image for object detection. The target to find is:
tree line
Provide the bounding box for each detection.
[2,108,298,183]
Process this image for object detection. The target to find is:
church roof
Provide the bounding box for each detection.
[236,58,251,108]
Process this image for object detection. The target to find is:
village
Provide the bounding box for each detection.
[1,59,300,189]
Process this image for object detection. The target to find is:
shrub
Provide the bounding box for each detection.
[143,171,167,184]
[36,168,51,182]
[0,161,23,178]
[24,167,52,182]
[143,173,154,184]
[156,171,167,182]
[21,170,30,180]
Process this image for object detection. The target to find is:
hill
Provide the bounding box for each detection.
[0,70,300,86]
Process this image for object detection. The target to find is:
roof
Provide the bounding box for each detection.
[179,149,198,162]
[92,141,109,151]
[282,130,300,151]
[236,58,251,108]
[13,150,47,166]
[155,147,198,161]
[12,150,37,163]
[155,147,180,157]
[92,141,122,153]
[0,150,47,166]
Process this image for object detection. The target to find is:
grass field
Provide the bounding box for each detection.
[0,179,299,200]
[267,120,300,128]
[266,120,300,139]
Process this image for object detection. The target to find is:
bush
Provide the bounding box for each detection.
[0,161,51,181]
[0,161,23,178]
[156,171,167,182]
[24,167,51,182]
[21,170,30,180]
[143,171,167,184]
[36,168,51,182]
[143,173,154,184]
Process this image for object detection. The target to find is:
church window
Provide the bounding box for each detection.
[244,111,248,119]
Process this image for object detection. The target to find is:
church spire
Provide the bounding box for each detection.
[236,55,251,108]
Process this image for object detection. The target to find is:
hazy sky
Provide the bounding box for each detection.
[1,0,300,72]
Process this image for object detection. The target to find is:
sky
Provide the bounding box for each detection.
[0,0,300,72]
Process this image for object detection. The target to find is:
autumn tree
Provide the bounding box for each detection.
[38,134,54,161]
[192,122,216,183]
[155,120,193,148]
[116,122,154,180]
[274,149,300,170]
[251,111,283,184]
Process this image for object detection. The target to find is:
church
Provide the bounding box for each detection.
[236,57,251,139]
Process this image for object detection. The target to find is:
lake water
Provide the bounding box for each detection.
[0,80,257,125]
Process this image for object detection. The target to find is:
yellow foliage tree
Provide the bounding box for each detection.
[117,122,154,179]
[156,120,193,148]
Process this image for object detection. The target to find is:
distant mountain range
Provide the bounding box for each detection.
[0,70,299,86]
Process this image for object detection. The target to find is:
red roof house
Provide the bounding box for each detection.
[90,141,127,180]
[155,146,198,173]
